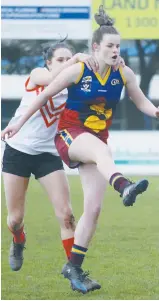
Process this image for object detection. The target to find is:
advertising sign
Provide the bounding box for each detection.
[64,131,159,175]
[92,0,159,39]
[1,0,91,39]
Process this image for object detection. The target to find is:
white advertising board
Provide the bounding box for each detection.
[108,131,159,175]
[1,131,158,175]
[1,0,91,39]
[64,131,159,176]
[1,75,159,101]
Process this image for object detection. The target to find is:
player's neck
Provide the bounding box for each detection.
[94,55,110,78]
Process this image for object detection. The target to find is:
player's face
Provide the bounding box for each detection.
[49,48,73,70]
[96,34,121,66]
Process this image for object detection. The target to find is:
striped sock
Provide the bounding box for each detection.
[109,172,130,194]
[62,237,74,259]
[70,244,87,267]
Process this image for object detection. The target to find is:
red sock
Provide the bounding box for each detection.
[9,226,26,244]
[62,237,74,259]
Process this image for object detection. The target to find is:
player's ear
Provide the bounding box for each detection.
[92,42,99,52]
[46,59,52,69]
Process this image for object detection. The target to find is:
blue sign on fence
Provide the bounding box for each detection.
[1,6,90,20]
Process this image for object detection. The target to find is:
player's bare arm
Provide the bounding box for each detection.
[1,63,82,139]
[29,53,98,87]
[34,62,81,103]
[123,66,159,118]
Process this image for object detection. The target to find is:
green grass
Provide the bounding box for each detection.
[1,176,159,300]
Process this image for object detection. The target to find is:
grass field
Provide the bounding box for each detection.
[1,176,159,300]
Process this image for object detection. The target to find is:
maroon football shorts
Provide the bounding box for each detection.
[55,126,108,169]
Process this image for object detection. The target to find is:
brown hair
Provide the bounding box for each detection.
[42,35,74,68]
[92,5,119,47]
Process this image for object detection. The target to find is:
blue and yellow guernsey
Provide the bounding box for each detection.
[58,62,126,137]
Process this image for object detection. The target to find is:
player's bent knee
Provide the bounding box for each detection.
[7,214,24,231]
[55,207,75,230]
[92,205,101,219]
[85,204,101,221]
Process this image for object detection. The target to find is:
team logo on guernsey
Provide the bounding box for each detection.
[83,102,112,133]
[111,79,120,85]
[81,83,91,92]
[82,76,92,83]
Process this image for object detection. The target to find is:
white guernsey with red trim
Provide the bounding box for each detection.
[6,77,67,155]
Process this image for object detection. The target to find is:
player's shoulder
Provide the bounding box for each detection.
[121,65,136,82]
[68,61,84,72]
[61,62,85,85]
[122,65,135,76]
[30,67,48,77]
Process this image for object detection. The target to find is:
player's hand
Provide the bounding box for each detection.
[113,56,125,71]
[156,107,159,118]
[1,123,21,141]
[74,53,99,73]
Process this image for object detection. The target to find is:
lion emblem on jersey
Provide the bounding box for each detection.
[79,98,113,133]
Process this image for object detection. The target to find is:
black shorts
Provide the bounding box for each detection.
[2,143,64,179]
